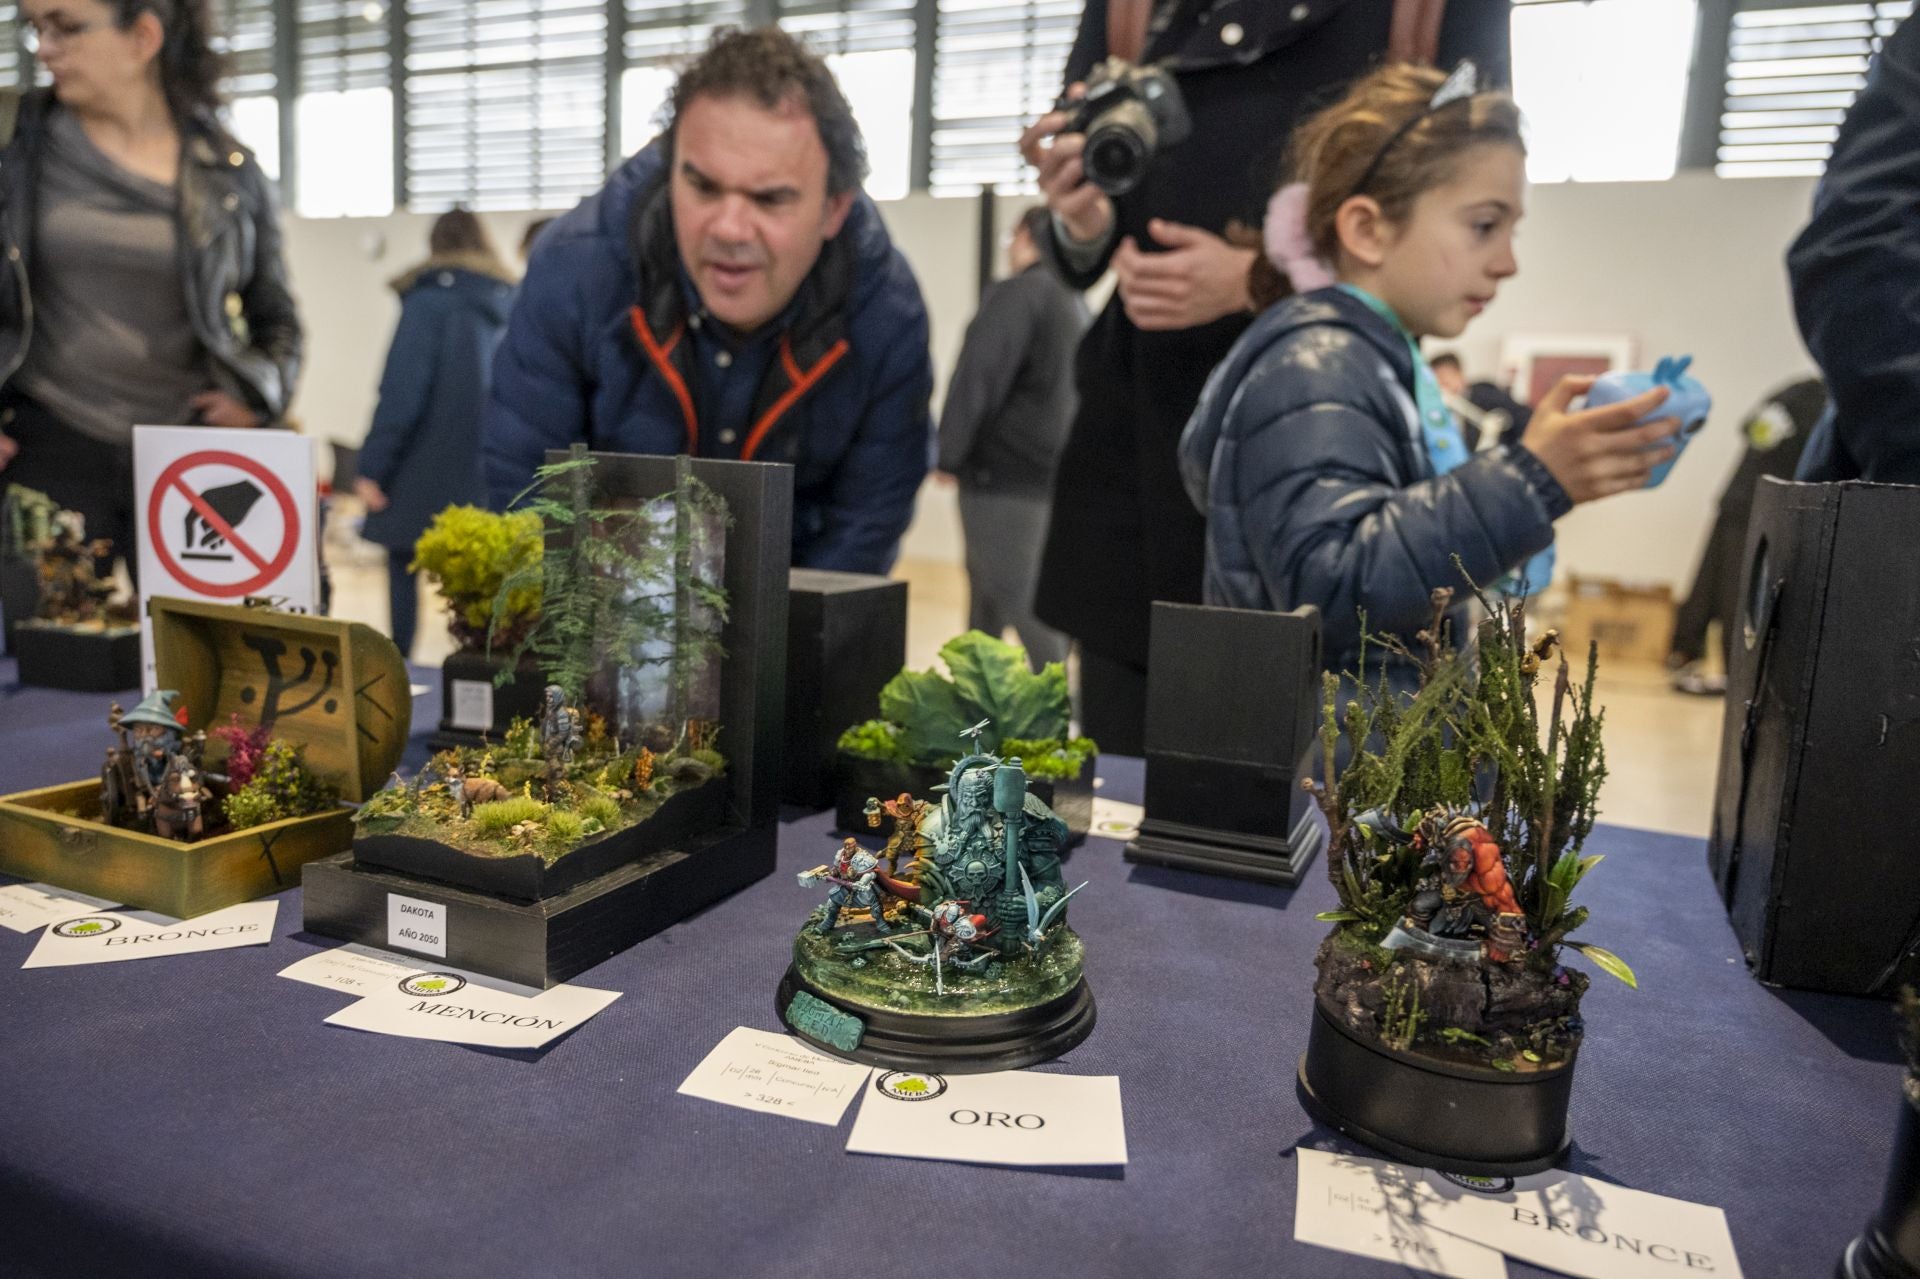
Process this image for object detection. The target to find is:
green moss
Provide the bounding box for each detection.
[792,924,1085,1016]
[410,506,542,650]
[689,747,726,775]
[579,795,622,827]
[1001,735,1098,781]
[836,718,907,762]
[544,809,585,848]
[225,740,336,830]
[470,794,547,836]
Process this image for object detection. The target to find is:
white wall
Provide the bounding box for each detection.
[280,171,1821,588]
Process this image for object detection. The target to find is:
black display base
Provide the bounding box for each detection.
[0,557,38,652]
[1841,1099,1920,1279]
[1297,999,1574,1176]
[776,964,1096,1075]
[428,651,549,752]
[14,623,140,692]
[302,822,774,988]
[1125,806,1324,886]
[352,776,728,903]
[783,570,907,809]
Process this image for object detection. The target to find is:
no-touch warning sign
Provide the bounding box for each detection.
[147,451,301,597]
[134,426,318,690]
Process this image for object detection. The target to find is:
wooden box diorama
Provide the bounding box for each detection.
[0,597,410,917]
[1125,602,1325,886]
[302,449,792,989]
[2,483,140,691]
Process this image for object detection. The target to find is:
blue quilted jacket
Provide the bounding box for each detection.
[1178,288,1570,689]
[482,139,933,573]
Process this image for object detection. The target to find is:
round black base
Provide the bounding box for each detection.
[1298,999,1574,1176]
[1841,1232,1920,1279]
[776,964,1096,1075]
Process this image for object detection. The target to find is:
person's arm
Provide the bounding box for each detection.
[801,294,934,574]
[1787,14,1920,482]
[235,173,303,421]
[356,293,438,493]
[937,279,1037,474]
[482,234,598,509]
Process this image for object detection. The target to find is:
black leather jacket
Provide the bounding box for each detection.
[0,89,302,424]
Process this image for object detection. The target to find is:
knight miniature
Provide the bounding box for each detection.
[799,837,893,935]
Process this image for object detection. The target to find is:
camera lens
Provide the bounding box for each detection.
[1085,126,1150,195]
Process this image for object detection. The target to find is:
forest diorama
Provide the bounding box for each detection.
[355,450,732,863]
[1306,581,1635,1075]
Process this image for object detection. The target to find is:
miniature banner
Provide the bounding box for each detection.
[1294,1148,1509,1278]
[677,1027,873,1126]
[0,882,121,934]
[1421,1164,1745,1279]
[846,1068,1127,1167]
[324,970,620,1050]
[21,901,278,967]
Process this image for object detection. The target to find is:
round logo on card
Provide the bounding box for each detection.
[52,916,121,938]
[399,972,467,997]
[1439,1172,1515,1194]
[875,1070,948,1101]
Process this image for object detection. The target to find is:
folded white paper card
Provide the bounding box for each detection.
[677,1027,873,1126]
[22,901,278,967]
[846,1068,1127,1167]
[1089,797,1144,842]
[1423,1165,1745,1279]
[1295,1148,1509,1279]
[0,883,120,934]
[324,972,620,1049]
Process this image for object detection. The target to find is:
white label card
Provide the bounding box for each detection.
[846,1068,1127,1167]
[1295,1148,1509,1278]
[387,893,446,958]
[325,976,620,1050]
[1089,797,1144,842]
[22,902,278,968]
[278,943,437,995]
[448,678,494,732]
[677,1027,873,1126]
[0,883,121,934]
[1423,1165,1745,1279]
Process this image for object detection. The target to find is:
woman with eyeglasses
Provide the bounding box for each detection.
[0,0,301,575]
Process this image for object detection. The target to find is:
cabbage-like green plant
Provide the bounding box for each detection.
[411,506,542,652]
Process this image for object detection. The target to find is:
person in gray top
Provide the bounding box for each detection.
[0,0,301,574]
[936,207,1088,670]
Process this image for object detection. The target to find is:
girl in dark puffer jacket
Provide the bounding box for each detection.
[1179,65,1676,690]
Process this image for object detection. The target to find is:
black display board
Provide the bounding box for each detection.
[1709,477,1920,996]
[782,568,906,809]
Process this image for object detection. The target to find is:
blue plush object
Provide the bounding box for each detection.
[1586,355,1713,488]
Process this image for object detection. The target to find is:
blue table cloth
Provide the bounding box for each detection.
[0,656,1902,1278]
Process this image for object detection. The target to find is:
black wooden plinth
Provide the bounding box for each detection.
[1126,803,1324,886]
[428,650,550,752]
[1840,1099,1920,1279]
[784,569,907,809]
[1297,999,1574,1176]
[302,823,774,988]
[777,964,1096,1074]
[14,623,140,692]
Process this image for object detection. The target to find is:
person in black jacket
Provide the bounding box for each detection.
[1788,13,1920,484]
[1180,66,1676,696]
[355,211,516,658]
[0,0,301,572]
[937,208,1089,670]
[1019,0,1512,753]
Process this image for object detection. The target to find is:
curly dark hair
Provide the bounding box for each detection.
[666,26,868,197]
[104,0,225,122]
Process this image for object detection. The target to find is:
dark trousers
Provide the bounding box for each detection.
[1,394,138,585]
[959,488,1068,670]
[1078,646,1147,757]
[387,559,417,659]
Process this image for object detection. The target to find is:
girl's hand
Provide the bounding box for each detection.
[1018,86,1114,246]
[190,390,263,429]
[354,477,390,512]
[1521,375,1679,504]
[1113,220,1257,332]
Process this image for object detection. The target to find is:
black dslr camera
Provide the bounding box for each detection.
[1058,58,1191,196]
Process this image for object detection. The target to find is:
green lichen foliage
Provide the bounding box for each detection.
[225,740,337,830]
[410,506,543,652]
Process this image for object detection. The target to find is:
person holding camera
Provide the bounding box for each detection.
[1020,0,1510,753]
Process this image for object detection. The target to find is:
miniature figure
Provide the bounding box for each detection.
[539,684,584,799]
[103,690,192,828]
[1296,581,1634,1174]
[36,513,115,624]
[865,791,931,874]
[448,768,510,819]
[780,720,1096,1072]
[798,838,893,935]
[153,761,210,841]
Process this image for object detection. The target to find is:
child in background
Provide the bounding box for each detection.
[1179,64,1677,694]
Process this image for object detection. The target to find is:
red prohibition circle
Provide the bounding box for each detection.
[146,450,301,598]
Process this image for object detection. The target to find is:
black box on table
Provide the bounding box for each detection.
[1125,602,1324,886]
[783,568,906,809]
[1709,478,1920,996]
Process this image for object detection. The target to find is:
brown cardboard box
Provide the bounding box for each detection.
[1558,575,1676,667]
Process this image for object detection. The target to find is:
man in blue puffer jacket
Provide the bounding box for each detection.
[483,27,933,572]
